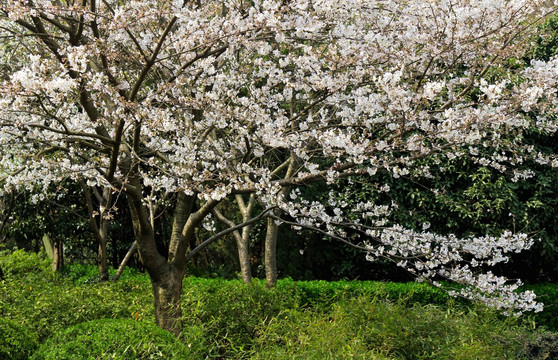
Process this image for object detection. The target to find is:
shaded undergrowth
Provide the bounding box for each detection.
[1,250,557,359]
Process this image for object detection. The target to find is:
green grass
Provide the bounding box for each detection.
[1,251,558,359]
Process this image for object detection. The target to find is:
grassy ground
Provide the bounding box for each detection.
[1,250,558,359]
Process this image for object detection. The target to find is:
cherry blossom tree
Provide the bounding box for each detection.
[1,0,557,334]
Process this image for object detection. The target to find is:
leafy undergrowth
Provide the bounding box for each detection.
[31,319,196,360]
[1,250,558,359]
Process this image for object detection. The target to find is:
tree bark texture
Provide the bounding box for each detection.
[214,194,256,283]
[97,240,109,282]
[237,226,252,283]
[264,215,279,289]
[80,181,112,282]
[42,233,54,260]
[151,265,184,336]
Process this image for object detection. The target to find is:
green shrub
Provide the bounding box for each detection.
[0,275,153,341]
[0,249,52,280]
[62,263,101,284]
[0,317,38,360]
[180,278,301,358]
[31,318,198,360]
[285,279,453,308]
[253,297,549,360]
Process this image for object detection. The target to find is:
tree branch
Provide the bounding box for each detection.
[185,206,275,262]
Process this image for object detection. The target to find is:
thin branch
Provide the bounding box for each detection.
[185,206,275,262]
[268,213,370,252]
[129,16,178,101]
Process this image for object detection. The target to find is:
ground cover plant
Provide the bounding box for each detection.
[0,317,38,360]
[1,251,558,359]
[31,319,195,360]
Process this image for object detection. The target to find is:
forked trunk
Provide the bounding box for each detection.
[80,181,112,282]
[127,181,212,336]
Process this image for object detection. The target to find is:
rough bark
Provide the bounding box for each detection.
[236,194,255,283]
[97,189,111,282]
[151,264,184,336]
[42,233,54,260]
[214,194,256,283]
[126,184,211,335]
[0,193,14,243]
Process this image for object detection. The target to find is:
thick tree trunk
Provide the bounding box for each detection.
[127,187,208,336]
[264,215,279,289]
[151,265,184,336]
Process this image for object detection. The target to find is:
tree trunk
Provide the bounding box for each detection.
[80,181,112,282]
[97,240,109,282]
[265,215,279,289]
[42,234,54,259]
[264,157,296,289]
[112,241,137,282]
[52,237,64,272]
[127,188,204,336]
[97,215,109,282]
[237,226,252,283]
[151,265,184,336]
[0,193,14,243]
